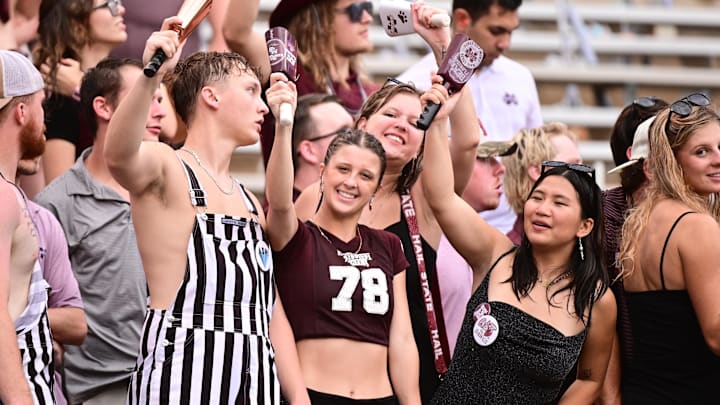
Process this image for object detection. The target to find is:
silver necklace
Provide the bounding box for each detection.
[181,148,234,195]
[315,223,372,266]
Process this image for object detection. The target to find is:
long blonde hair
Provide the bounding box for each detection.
[503,122,576,213]
[619,105,720,278]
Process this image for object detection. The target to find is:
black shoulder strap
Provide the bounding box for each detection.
[236,183,258,216]
[488,247,516,275]
[659,211,695,290]
[176,156,207,207]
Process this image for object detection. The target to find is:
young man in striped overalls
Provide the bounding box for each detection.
[0,50,54,404]
[104,19,308,405]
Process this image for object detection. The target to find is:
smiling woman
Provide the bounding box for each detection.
[420,99,616,403]
[618,94,720,404]
[33,0,128,184]
[265,72,420,403]
[502,122,580,245]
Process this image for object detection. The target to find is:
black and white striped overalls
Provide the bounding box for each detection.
[127,160,278,405]
[10,190,54,405]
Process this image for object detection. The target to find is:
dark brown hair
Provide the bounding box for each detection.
[33,0,94,89]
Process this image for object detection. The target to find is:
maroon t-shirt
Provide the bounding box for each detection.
[274,220,408,346]
[260,64,380,166]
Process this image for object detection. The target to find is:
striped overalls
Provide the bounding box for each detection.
[127,160,278,405]
[8,187,55,405]
[14,258,55,404]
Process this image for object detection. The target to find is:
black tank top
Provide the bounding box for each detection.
[623,211,720,404]
[386,214,443,405]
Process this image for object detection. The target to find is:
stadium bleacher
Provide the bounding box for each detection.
[231,0,720,194]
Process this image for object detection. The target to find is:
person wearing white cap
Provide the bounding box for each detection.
[599,96,668,403]
[0,49,54,405]
[619,92,720,403]
[607,116,655,176]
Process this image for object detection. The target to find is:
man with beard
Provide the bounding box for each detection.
[35,57,165,405]
[0,49,54,405]
[399,0,543,235]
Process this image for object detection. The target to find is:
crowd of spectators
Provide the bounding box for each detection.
[1,0,718,404]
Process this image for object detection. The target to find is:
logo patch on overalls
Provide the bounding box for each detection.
[255,240,272,272]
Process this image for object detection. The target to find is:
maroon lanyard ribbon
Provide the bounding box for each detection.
[401,194,451,376]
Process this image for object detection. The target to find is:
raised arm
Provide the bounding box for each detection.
[0,187,32,405]
[411,3,480,194]
[105,18,183,194]
[293,181,321,222]
[264,73,299,250]
[421,84,511,274]
[559,290,616,404]
[680,214,720,355]
[447,89,481,194]
[206,0,229,51]
[223,0,271,83]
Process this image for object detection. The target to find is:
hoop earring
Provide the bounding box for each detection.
[578,237,585,261]
[369,195,375,211]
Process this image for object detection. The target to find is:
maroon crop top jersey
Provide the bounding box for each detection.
[274,220,409,346]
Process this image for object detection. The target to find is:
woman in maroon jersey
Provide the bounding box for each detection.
[265,73,426,404]
[294,77,483,403]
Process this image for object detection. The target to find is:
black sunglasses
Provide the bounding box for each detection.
[92,0,122,17]
[633,96,660,111]
[541,160,596,180]
[383,77,410,88]
[665,92,711,134]
[336,1,373,23]
[307,127,350,143]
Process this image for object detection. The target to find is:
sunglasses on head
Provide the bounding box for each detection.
[336,1,373,23]
[633,96,660,111]
[541,160,596,180]
[93,0,122,17]
[665,92,711,134]
[307,127,351,143]
[384,77,402,87]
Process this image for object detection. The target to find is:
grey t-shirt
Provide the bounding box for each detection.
[35,149,147,403]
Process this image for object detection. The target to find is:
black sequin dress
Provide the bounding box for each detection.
[431,250,587,405]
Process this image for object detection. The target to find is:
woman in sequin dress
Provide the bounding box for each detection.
[421,81,617,403]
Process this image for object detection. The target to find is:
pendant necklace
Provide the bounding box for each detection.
[315,223,372,266]
[181,148,235,195]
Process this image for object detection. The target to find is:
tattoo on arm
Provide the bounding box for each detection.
[579,368,592,379]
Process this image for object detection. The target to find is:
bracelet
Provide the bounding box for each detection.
[440,47,447,59]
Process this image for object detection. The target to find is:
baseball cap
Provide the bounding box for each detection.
[476,141,517,159]
[608,116,656,174]
[270,0,315,28]
[0,50,44,110]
